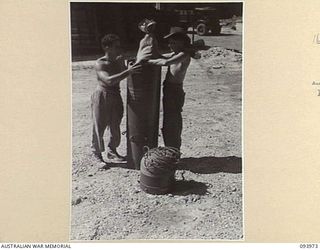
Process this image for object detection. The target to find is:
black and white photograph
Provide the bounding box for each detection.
[71,2,243,240]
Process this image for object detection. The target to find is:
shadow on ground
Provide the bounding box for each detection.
[106,162,135,170]
[172,179,209,196]
[194,45,211,50]
[177,156,242,174]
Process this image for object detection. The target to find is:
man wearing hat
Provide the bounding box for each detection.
[147,27,193,150]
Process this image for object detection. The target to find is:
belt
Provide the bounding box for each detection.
[96,85,120,94]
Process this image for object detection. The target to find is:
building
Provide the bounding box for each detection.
[71,3,167,58]
[70,2,242,59]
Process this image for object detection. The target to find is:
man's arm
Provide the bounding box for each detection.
[160,52,174,59]
[95,61,141,87]
[148,52,188,66]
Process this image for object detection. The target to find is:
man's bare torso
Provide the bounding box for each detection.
[165,53,191,84]
[96,56,124,88]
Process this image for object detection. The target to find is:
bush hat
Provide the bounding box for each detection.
[164,27,190,45]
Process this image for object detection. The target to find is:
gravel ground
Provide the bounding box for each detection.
[71,27,243,241]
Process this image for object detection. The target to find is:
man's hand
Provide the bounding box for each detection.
[128,63,142,74]
[136,45,153,62]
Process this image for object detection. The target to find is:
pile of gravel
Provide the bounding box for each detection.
[198,47,242,73]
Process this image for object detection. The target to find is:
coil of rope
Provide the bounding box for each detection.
[141,146,181,175]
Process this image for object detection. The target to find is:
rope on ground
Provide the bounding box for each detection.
[141,146,181,174]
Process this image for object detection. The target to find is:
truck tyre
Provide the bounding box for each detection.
[196,23,207,36]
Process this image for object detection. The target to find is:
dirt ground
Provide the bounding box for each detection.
[71,26,243,241]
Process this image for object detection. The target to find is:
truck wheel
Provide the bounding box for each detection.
[196,23,207,36]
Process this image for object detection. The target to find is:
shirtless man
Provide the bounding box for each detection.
[147,27,192,150]
[91,34,141,163]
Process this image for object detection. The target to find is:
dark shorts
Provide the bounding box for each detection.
[162,81,185,150]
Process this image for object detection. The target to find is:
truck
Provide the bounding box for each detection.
[174,7,222,35]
